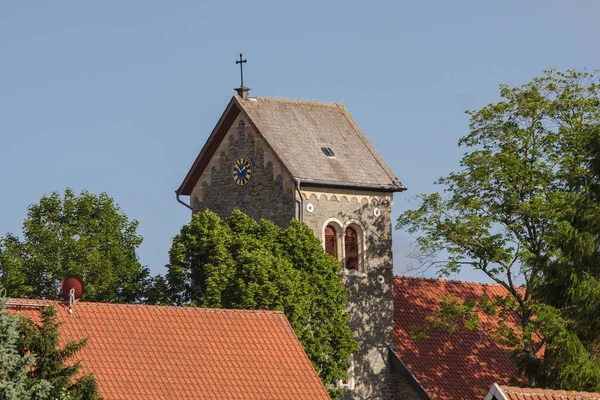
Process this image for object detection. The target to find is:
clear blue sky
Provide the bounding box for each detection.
[2,1,599,283]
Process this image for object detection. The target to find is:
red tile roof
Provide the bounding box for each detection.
[487,384,600,399]
[8,299,330,400]
[393,276,523,399]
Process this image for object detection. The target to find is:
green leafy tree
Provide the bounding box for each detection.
[0,189,150,302]
[144,275,170,306]
[532,124,600,389]
[397,70,600,390]
[0,297,51,400]
[17,306,101,400]
[167,210,357,394]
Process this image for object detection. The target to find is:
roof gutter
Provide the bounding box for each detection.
[297,178,407,193]
[175,190,192,211]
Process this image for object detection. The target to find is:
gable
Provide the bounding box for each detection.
[178,95,405,196]
[8,300,330,400]
[189,112,294,208]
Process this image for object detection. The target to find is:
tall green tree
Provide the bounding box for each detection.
[0,297,51,400]
[17,306,101,400]
[397,70,600,390]
[0,189,150,302]
[167,210,357,393]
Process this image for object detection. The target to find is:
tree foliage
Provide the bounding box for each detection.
[397,70,600,390]
[167,210,357,392]
[17,305,101,400]
[0,189,151,302]
[0,297,51,400]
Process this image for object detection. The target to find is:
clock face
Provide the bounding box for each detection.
[232,157,253,186]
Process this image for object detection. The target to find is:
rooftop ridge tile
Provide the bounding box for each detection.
[246,95,342,107]
[500,385,600,399]
[394,275,512,289]
[7,298,285,315]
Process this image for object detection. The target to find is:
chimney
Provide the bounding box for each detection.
[235,86,251,99]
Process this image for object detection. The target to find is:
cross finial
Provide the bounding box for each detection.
[236,53,247,87]
[234,53,250,99]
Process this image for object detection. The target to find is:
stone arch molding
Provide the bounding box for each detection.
[322,217,344,238]
[343,218,367,233]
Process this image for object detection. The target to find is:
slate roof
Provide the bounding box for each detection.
[392,276,523,399]
[7,299,330,400]
[178,95,405,195]
[486,384,600,400]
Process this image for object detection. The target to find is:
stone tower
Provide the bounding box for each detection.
[177,92,406,399]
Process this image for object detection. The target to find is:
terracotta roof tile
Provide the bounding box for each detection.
[8,299,329,400]
[494,385,600,399]
[393,276,523,399]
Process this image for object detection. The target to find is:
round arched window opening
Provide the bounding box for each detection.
[345,227,359,270]
[324,225,338,259]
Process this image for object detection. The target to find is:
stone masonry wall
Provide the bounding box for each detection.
[387,354,426,400]
[189,115,296,227]
[188,117,404,398]
[299,187,395,400]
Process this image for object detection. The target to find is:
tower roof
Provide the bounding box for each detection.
[178,95,405,195]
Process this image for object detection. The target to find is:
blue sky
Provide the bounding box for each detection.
[1,1,599,282]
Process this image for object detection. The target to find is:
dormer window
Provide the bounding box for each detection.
[321,146,335,157]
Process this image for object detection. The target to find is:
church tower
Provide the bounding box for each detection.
[177,88,405,399]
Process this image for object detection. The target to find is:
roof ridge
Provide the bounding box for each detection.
[7,298,286,314]
[394,275,509,288]
[77,303,287,314]
[247,95,342,106]
[500,385,600,398]
[6,299,59,309]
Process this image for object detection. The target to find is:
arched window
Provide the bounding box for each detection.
[324,225,337,259]
[345,227,358,270]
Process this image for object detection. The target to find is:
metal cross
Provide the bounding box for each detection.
[236,53,247,87]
